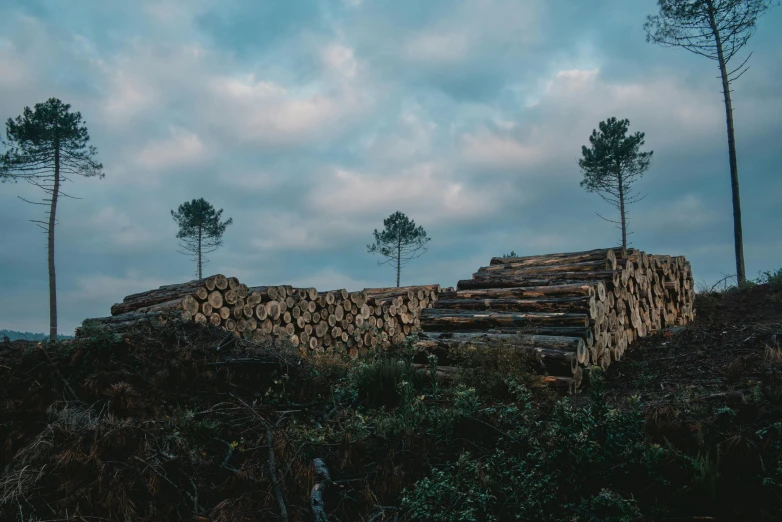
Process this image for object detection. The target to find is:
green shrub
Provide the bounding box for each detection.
[576,489,642,522]
[401,449,558,522]
[757,267,782,290]
[401,367,679,521]
[346,353,425,409]
[451,341,541,399]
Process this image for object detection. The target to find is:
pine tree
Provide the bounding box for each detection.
[578,117,653,252]
[644,0,777,284]
[1,98,104,340]
[170,198,233,278]
[367,211,430,287]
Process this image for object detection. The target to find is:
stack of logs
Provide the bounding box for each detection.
[76,274,440,358]
[416,248,695,393]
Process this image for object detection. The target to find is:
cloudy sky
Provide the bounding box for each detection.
[1,0,780,334]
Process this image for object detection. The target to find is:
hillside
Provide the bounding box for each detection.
[0,329,74,341]
[1,283,781,521]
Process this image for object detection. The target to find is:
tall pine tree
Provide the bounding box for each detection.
[644,0,776,284]
[1,98,104,340]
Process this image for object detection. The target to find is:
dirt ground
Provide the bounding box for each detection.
[605,283,782,402]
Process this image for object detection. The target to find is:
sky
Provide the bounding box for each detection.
[0,0,780,335]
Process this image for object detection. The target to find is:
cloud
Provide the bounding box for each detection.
[101,69,158,123]
[321,43,358,79]
[640,194,721,232]
[460,127,545,170]
[0,40,30,88]
[136,127,208,171]
[307,163,498,226]
[361,108,437,163]
[404,31,471,64]
[206,69,373,147]
[86,207,154,248]
[286,268,378,292]
[63,272,175,307]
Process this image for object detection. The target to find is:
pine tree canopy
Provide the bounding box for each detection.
[579,117,653,203]
[1,97,103,184]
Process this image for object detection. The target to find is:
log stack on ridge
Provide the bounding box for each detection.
[76,274,440,358]
[417,248,695,393]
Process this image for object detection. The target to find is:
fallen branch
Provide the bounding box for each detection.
[311,458,332,522]
[207,358,280,367]
[267,428,289,522]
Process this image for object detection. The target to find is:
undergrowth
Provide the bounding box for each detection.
[3,292,782,521]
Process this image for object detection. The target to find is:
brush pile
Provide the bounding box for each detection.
[417,247,695,393]
[77,274,440,357]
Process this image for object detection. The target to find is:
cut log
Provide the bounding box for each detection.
[477,259,615,275]
[433,296,596,315]
[471,269,618,284]
[489,248,617,266]
[224,289,238,305]
[429,326,594,347]
[415,331,587,365]
[208,291,224,309]
[420,309,589,330]
[457,277,611,291]
[265,301,281,321]
[110,277,221,316]
[214,275,229,291]
[119,274,226,304]
[438,283,598,301]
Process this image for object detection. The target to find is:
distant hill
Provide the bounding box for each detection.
[1,329,74,341]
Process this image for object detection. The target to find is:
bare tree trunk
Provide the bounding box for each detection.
[396,238,401,288]
[197,226,203,279]
[707,2,746,285]
[617,166,627,252]
[48,139,60,341]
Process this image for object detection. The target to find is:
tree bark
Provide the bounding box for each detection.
[489,248,617,265]
[477,259,614,274]
[707,0,746,284]
[433,296,595,314]
[420,309,588,330]
[311,458,331,522]
[459,273,616,291]
[48,131,60,340]
[617,160,627,251]
[197,225,203,279]
[415,331,587,365]
[396,238,401,288]
[440,282,599,301]
[472,268,617,282]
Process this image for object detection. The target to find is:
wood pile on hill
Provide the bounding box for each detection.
[417,247,695,393]
[76,274,440,357]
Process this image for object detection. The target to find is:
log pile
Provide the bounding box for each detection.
[76,274,441,358]
[417,248,695,393]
